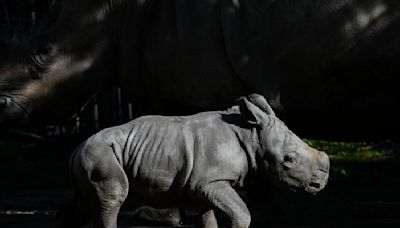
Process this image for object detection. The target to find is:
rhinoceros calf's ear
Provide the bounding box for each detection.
[247,93,276,117]
[236,97,269,126]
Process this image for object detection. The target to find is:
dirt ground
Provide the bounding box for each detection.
[1,134,400,227]
[1,182,400,228]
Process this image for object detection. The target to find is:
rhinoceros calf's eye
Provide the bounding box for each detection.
[283,155,294,163]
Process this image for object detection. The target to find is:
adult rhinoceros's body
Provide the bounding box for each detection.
[1,0,400,140]
[62,94,329,228]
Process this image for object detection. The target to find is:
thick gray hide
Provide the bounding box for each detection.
[68,94,329,228]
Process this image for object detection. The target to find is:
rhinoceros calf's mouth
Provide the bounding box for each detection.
[305,181,324,194]
[309,182,321,189]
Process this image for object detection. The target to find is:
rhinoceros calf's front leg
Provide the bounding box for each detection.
[198,181,251,228]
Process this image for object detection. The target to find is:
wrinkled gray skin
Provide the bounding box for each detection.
[65,94,329,228]
[1,0,400,140]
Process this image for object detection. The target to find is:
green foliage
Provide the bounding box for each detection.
[305,139,393,162]
[304,139,398,181]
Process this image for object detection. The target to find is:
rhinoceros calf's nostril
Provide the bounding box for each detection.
[318,168,329,173]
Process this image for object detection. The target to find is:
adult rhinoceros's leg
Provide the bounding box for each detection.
[199,181,251,228]
[75,145,129,228]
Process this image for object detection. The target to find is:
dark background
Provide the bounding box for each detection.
[1,1,400,227]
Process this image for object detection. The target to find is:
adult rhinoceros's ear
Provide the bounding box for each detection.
[247,93,276,117]
[236,96,269,126]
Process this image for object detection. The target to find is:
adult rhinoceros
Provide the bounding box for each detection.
[1,0,400,140]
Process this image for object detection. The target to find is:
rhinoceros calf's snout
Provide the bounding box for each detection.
[304,150,330,194]
[317,152,330,174]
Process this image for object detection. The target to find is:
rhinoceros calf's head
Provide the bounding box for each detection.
[261,124,330,194]
[238,94,330,194]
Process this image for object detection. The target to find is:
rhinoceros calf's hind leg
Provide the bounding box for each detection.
[201,209,218,228]
[76,145,129,228]
[199,181,251,228]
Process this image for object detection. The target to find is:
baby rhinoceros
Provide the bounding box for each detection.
[66,94,330,228]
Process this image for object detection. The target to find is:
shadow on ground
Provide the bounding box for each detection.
[1,131,400,227]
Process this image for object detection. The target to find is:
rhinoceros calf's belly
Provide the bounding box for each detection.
[128,168,187,207]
